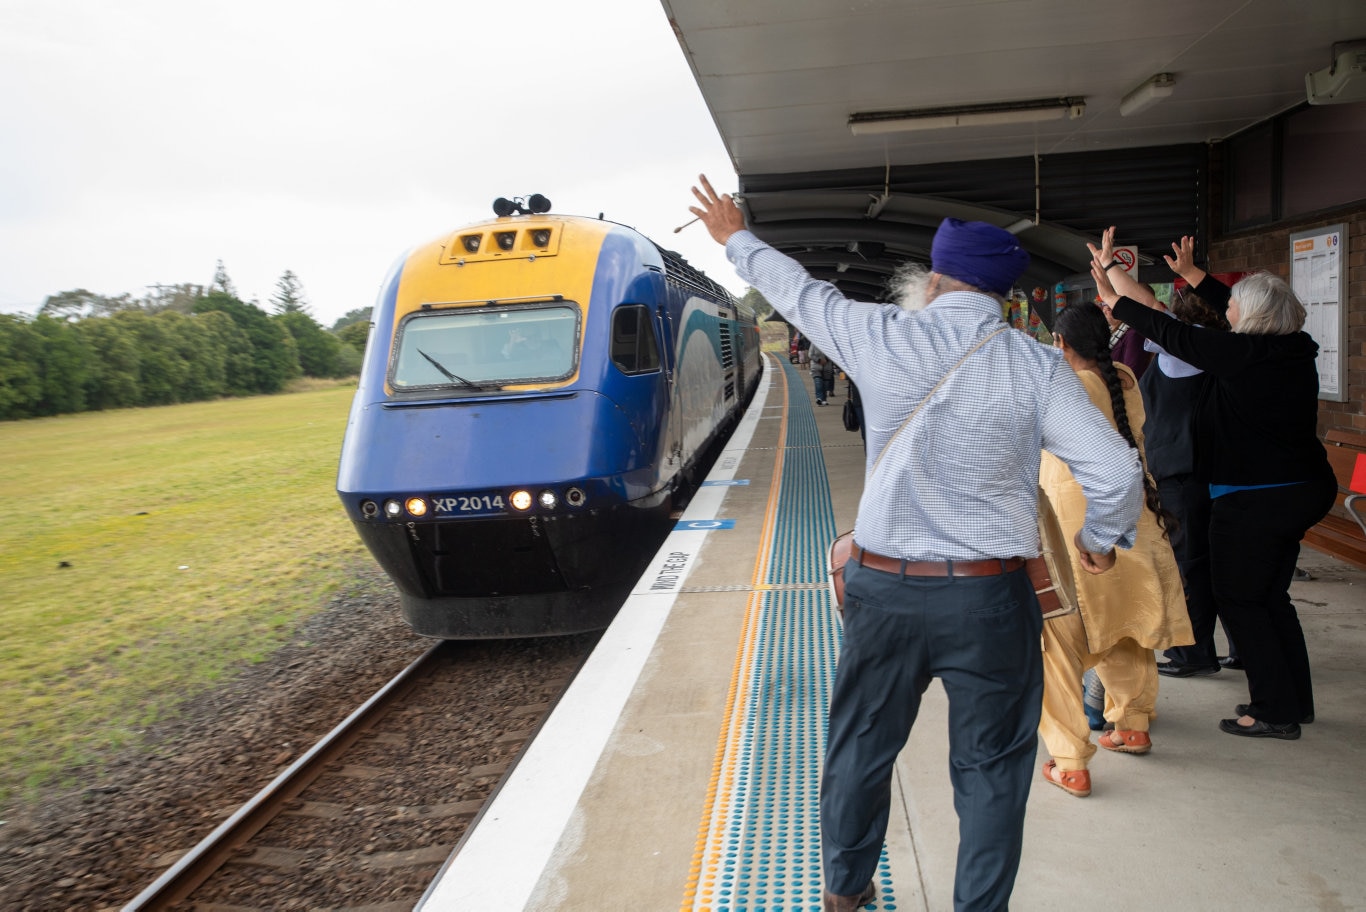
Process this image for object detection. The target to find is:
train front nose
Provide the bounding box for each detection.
[338,388,669,600]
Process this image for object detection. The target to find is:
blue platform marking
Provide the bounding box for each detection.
[692,359,896,911]
[703,479,752,486]
[676,519,737,531]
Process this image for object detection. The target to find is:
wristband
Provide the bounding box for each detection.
[1101,260,1119,271]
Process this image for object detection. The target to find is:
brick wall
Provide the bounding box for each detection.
[1208,202,1366,438]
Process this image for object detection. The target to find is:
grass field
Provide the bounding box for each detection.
[0,381,371,803]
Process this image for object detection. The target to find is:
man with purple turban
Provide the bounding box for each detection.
[690,176,1142,912]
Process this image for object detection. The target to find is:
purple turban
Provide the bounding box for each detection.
[930,218,1030,296]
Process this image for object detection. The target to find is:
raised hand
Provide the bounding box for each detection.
[689,174,746,246]
[1163,235,1202,284]
[1085,226,1117,268]
[1089,226,1162,311]
[1099,225,1116,264]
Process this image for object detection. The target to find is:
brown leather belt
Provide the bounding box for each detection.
[850,543,1024,578]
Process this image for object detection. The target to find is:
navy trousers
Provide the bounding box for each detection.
[822,559,1042,911]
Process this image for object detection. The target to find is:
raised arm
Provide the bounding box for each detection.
[1163,235,1208,288]
[689,174,869,378]
[1088,226,1163,310]
[1090,257,1129,326]
[1163,235,1233,314]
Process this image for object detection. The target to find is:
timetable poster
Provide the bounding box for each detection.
[1290,224,1346,401]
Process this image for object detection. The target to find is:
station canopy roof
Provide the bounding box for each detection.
[662,0,1366,301]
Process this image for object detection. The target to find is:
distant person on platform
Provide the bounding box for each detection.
[688,175,1142,912]
[811,347,835,405]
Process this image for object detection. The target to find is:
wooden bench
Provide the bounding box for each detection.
[1303,428,1366,570]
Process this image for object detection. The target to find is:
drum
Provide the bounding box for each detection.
[1028,491,1078,619]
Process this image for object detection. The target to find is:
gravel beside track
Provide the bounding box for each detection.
[0,564,599,910]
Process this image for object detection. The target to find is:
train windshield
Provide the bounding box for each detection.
[391,304,580,391]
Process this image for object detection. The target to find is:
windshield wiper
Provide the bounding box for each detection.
[416,349,499,391]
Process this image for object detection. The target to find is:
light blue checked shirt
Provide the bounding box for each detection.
[728,230,1141,561]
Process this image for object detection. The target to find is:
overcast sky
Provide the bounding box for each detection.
[0,1,741,327]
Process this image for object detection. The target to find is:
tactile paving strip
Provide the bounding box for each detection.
[684,359,897,911]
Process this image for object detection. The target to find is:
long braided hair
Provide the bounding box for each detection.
[1054,304,1178,538]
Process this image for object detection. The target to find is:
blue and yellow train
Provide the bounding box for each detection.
[336,197,762,638]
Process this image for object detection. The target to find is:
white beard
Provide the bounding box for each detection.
[888,262,933,311]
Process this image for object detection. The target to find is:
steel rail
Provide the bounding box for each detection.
[121,640,448,911]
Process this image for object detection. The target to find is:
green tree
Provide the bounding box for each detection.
[162,311,229,400]
[0,314,42,420]
[334,340,363,376]
[335,320,371,353]
[143,283,205,314]
[331,306,372,332]
[194,291,300,393]
[112,311,189,405]
[29,314,92,415]
[740,287,774,321]
[78,316,143,409]
[271,270,309,315]
[197,309,256,396]
[276,311,345,377]
[39,289,135,320]
[211,260,237,297]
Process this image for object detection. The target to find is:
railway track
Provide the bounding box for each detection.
[123,634,598,911]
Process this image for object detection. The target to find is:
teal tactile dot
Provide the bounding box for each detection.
[700,360,894,911]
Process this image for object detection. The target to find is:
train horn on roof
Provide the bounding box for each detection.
[492,195,553,216]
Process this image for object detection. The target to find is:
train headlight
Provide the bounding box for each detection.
[532,229,551,247]
[361,500,379,518]
[405,497,428,517]
[495,231,516,251]
[461,235,481,253]
[565,487,586,507]
[538,490,557,510]
[510,489,533,511]
[383,499,403,518]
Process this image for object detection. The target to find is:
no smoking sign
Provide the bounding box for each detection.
[1112,246,1138,275]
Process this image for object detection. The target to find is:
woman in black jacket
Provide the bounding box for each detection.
[1091,234,1336,740]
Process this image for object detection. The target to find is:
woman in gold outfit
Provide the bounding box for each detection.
[1039,303,1193,798]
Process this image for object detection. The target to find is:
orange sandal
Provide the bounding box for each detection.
[1098,729,1152,754]
[1041,760,1091,797]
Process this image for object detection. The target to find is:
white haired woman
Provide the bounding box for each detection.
[1093,237,1336,739]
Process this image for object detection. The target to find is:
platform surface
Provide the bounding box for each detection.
[419,354,1366,912]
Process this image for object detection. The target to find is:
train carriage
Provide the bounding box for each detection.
[337,199,761,638]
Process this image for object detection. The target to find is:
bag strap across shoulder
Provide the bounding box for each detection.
[869,326,1008,477]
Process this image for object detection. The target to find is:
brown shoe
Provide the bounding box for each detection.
[1098,728,1152,754]
[1041,759,1091,797]
[822,879,876,911]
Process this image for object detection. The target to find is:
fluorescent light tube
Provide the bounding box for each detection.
[1119,73,1175,117]
[849,98,1086,135]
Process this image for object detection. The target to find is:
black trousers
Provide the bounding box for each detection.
[1158,473,1222,668]
[1207,476,1337,724]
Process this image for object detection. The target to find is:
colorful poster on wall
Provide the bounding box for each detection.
[1290,224,1346,402]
